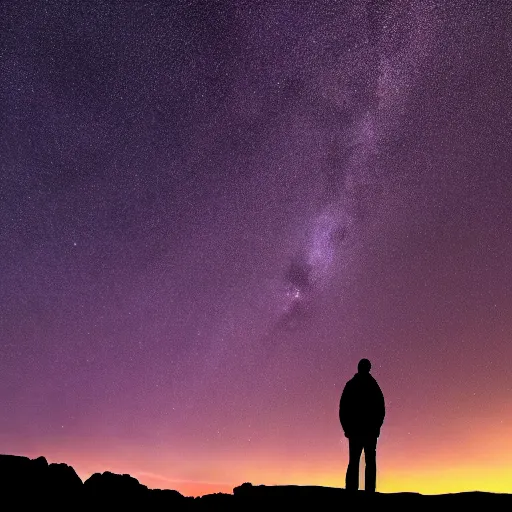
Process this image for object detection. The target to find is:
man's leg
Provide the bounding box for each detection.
[346,437,363,491]
[363,436,378,492]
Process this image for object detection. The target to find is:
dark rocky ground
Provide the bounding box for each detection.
[1,454,510,510]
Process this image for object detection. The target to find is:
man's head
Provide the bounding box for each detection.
[357,358,372,374]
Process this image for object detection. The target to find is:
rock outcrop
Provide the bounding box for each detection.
[0,454,82,506]
[83,470,187,508]
[1,453,511,510]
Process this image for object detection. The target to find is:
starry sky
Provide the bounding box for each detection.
[1,0,512,497]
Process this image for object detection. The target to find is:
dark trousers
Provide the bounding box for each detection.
[346,436,378,492]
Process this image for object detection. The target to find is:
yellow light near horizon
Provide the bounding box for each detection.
[379,464,512,494]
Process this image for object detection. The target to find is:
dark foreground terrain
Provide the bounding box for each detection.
[1,454,510,511]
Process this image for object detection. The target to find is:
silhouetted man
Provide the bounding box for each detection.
[339,358,385,492]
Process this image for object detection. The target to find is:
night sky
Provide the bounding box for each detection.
[1,0,512,496]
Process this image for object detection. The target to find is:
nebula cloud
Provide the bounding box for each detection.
[275,1,438,331]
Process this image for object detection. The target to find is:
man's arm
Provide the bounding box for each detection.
[377,383,385,427]
[339,382,351,435]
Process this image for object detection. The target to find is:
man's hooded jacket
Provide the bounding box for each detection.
[339,372,385,438]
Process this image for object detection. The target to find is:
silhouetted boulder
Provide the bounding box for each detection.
[46,462,83,505]
[83,471,149,505]
[47,462,82,488]
[194,492,235,511]
[233,482,253,494]
[0,454,48,501]
[148,488,189,508]
[0,454,83,506]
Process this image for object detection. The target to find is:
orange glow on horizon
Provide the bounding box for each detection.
[7,408,511,497]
